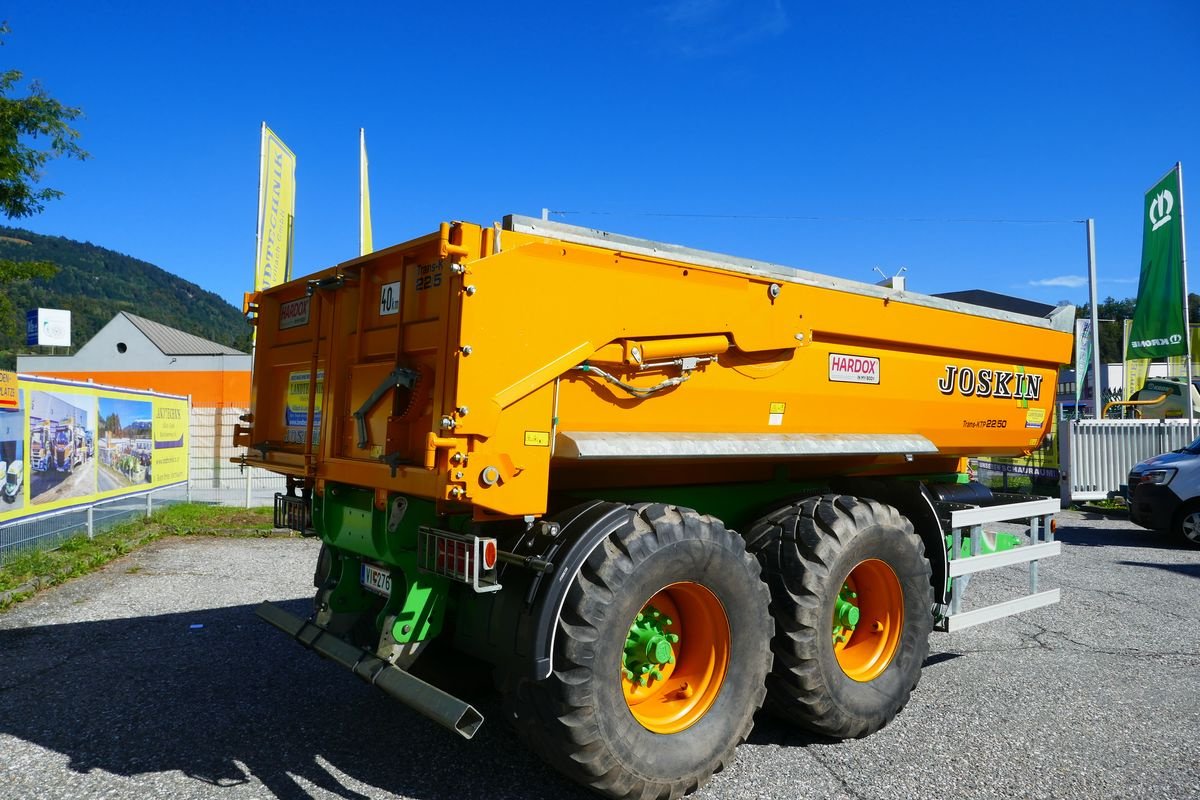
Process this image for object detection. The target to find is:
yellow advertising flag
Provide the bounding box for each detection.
[1165,325,1200,377]
[1123,319,1150,399]
[360,128,373,256]
[255,123,297,292]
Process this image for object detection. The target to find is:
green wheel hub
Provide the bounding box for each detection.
[833,583,860,644]
[623,604,679,686]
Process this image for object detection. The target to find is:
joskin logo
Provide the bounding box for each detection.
[1150,189,1174,232]
[937,365,1043,399]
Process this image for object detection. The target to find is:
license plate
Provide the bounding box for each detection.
[360,562,392,598]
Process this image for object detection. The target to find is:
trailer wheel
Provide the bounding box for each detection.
[512,503,772,800]
[745,494,933,739]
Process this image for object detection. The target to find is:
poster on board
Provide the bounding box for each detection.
[0,376,189,526]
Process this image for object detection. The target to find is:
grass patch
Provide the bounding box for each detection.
[0,504,284,610]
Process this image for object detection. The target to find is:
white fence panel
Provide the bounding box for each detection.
[190,404,286,506]
[1065,419,1196,501]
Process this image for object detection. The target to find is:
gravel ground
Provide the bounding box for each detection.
[1,511,1197,800]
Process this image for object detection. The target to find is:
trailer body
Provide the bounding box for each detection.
[239,216,1073,799]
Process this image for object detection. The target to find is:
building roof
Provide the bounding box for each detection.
[931,290,1058,319]
[122,312,245,356]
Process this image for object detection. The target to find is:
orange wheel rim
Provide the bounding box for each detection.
[622,582,730,734]
[833,559,903,682]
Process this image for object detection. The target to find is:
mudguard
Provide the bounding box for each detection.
[517,500,635,681]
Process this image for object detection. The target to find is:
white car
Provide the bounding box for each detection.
[1128,438,1200,547]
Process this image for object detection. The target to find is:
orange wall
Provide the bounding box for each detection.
[28,370,250,406]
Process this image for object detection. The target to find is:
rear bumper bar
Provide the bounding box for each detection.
[256,601,484,739]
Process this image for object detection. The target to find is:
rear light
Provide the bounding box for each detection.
[418,527,501,593]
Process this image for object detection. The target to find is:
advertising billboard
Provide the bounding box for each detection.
[0,376,188,526]
[25,308,72,347]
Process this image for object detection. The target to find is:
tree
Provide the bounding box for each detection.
[0,24,87,219]
[0,22,87,355]
[1076,296,1135,366]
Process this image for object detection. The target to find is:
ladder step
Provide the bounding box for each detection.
[948,542,1061,577]
[944,589,1060,632]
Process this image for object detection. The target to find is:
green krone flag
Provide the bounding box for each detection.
[1127,166,1186,359]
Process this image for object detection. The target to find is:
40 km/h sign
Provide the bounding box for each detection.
[380,281,401,316]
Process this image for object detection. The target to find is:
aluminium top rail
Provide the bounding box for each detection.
[502,215,1074,335]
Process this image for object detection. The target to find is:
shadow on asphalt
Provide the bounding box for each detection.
[744,650,961,749]
[1116,560,1200,579]
[1053,523,1184,550]
[0,600,995,798]
[0,598,588,800]
[922,651,964,669]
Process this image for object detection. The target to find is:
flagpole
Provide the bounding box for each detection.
[251,122,267,352]
[359,128,366,257]
[1122,318,1129,417]
[254,122,267,293]
[1178,162,1193,433]
[1086,218,1101,419]
[359,128,373,257]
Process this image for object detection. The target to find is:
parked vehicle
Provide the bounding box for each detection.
[1115,377,1200,419]
[3,460,22,502]
[29,425,50,472]
[53,427,75,472]
[238,215,1074,799]
[1128,435,1200,546]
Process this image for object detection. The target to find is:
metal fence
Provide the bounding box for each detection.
[0,483,189,563]
[189,404,286,507]
[0,404,287,564]
[1063,418,1196,501]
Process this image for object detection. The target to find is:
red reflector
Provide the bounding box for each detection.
[483,539,497,570]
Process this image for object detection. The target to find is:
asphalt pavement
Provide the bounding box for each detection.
[1,511,1197,800]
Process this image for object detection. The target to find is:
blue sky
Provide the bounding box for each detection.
[4,1,1198,309]
[97,397,150,430]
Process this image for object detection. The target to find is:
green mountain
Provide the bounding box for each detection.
[0,226,251,368]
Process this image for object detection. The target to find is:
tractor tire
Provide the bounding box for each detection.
[745,494,933,739]
[510,503,772,800]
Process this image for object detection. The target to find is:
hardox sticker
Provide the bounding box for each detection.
[279,297,311,329]
[828,353,880,384]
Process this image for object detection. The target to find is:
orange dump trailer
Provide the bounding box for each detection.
[241,216,1073,799]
